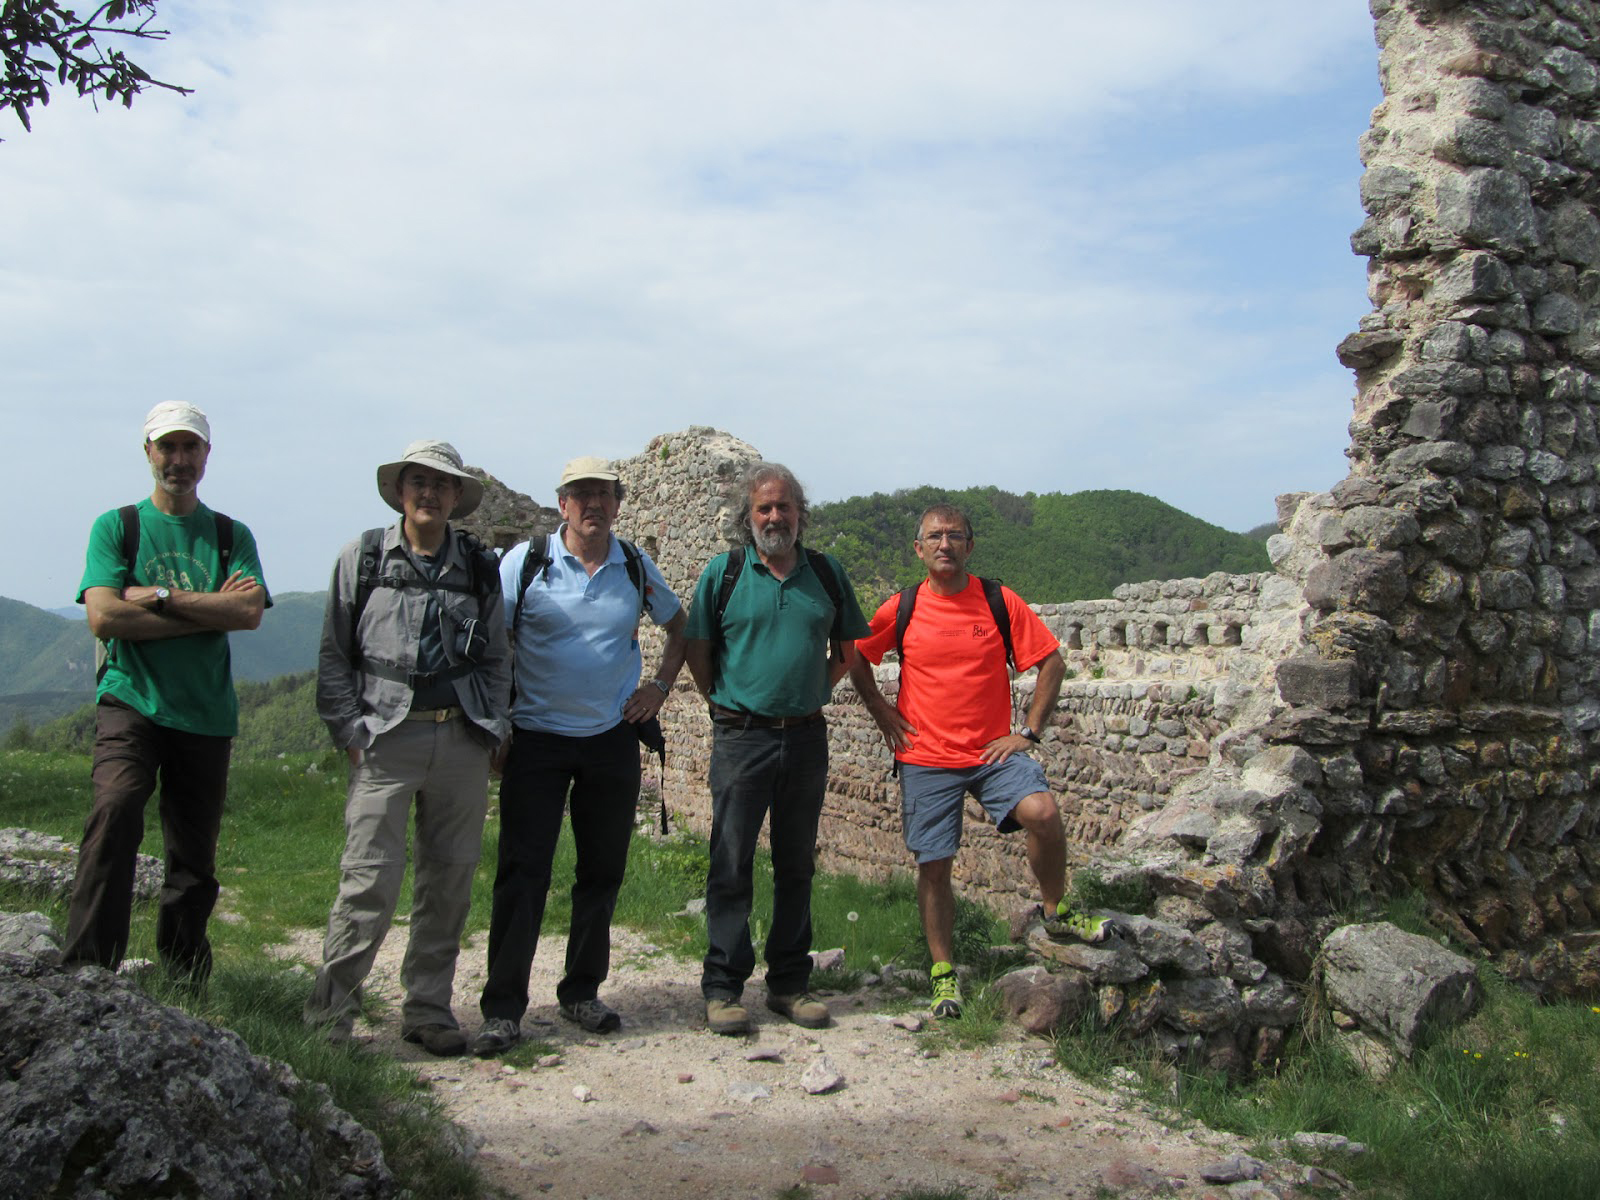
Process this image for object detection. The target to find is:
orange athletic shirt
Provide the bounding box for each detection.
[856,577,1060,768]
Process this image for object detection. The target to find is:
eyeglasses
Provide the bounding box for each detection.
[918,531,970,544]
[566,486,616,502]
[403,475,458,495]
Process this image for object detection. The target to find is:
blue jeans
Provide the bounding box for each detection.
[701,719,829,1001]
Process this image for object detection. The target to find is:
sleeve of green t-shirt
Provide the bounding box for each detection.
[823,552,872,641]
[683,553,730,641]
[228,519,274,609]
[77,508,132,603]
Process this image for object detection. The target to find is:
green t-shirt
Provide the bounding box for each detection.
[685,546,869,717]
[78,499,271,737]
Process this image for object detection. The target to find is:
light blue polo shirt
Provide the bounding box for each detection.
[502,528,681,735]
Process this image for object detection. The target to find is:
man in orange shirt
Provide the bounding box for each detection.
[850,503,1109,1019]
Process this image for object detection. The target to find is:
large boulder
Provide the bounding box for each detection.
[1318,921,1480,1058]
[0,955,397,1199]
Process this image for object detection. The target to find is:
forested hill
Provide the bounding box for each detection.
[808,487,1271,606]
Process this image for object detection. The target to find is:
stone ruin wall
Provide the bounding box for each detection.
[462,2,1600,1042]
[1273,0,1600,996]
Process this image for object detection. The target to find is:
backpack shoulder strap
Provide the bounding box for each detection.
[350,527,389,655]
[117,504,139,576]
[803,548,845,642]
[978,576,1015,671]
[712,546,747,639]
[211,511,235,581]
[894,577,1014,670]
[512,534,555,638]
[453,528,500,602]
[893,583,919,662]
[619,539,646,616]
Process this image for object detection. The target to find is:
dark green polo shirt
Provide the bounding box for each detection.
[686,546,869,717]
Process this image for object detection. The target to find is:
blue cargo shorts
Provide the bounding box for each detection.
[898,755,1051,864]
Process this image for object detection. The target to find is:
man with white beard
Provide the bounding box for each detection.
[683,462,869,1035]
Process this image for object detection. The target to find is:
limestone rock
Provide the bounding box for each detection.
[0,828,161,904]
[0,910,61,961]
[1319,922,1480,1057]
[799,1056,844,1095]
[0,956,396,1199]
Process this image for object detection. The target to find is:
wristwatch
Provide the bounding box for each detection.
[649,678,671,696]
[153,587,171,613]
[1017,726,1041,744]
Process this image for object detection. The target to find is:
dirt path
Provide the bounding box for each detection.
[283,927,1322,1200]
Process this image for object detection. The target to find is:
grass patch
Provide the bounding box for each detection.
[1068,866,1151,917]
[1052,953,1600,1200]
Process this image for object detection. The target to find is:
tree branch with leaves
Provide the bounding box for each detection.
[2,0,191,138]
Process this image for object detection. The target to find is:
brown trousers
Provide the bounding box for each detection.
[62,697,232,979]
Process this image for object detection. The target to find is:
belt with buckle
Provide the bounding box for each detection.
[404,706,463,724]
[709,703,824,729]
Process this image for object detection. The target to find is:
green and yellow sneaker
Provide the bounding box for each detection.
[1045,902,1113,944]
[929,962,963,1019]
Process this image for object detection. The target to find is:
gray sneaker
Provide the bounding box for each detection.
[401,1023,467,1057]
[471,1017,522,1058]
[560,998,622,1034]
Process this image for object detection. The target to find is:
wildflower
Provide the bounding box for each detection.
[847,911,859,923]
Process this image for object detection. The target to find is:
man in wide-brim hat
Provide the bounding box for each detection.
[306,439,510,1056]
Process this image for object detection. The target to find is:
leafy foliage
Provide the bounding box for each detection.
[809,486,1271,608]
[2,0,191,137]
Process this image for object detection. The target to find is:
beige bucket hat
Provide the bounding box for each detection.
[376,439,484,518]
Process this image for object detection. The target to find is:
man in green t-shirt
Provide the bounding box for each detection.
[684,461,870,1035]
[63,401,270,982]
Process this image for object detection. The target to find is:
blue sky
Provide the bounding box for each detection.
[2,1,1383,610]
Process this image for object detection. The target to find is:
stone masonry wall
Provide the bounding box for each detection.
[458,1,1600,1061]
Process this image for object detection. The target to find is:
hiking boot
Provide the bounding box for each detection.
[560,998,622,1034]
[766,991,830,1029]
[471,1017,522,1058]
[929,963,963,1019]
[401,1023,468,1056]
[1045,902,1113,944]
[705,997,753,1035]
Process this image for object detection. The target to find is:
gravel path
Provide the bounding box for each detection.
[284,926,1329,1200]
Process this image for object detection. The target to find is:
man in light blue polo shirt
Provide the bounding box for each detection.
[472,456,687,1055]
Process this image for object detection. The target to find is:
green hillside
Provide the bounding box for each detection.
[0,597,97,695]
[809,487,1271,607]
[0,591,327,731]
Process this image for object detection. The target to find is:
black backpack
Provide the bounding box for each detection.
[512,533,647,636]
[348,526,500,680]
[711,544,846,645]
[894,576,1015,671]
[96,504,236,681]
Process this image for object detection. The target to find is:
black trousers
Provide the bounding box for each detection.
[479,721,640,1019]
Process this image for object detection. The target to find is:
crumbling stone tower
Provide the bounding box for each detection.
[1268,0,1600,994]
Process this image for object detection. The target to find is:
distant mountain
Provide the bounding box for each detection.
[50,606,87,621]
[0,592,328,729]
[809,487,1272,605]
[0,597,97,696]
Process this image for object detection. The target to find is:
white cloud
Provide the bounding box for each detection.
[2,1,1378,608]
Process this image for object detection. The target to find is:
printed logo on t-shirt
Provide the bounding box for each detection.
[140,551,216,594]
[971,625,990,639]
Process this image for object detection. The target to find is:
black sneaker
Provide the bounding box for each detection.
[560,997,622,1034]
[471,1017,521,1058]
